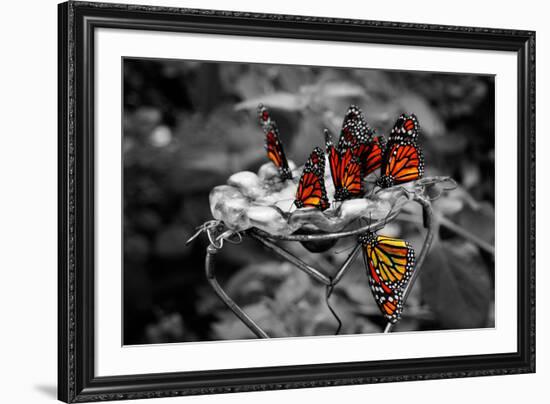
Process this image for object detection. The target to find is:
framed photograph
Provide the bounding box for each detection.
[58,1,535,402]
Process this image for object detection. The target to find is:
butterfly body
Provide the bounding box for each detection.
[258,104,293,181]
[377,114,424,189]
[359,231,416,323]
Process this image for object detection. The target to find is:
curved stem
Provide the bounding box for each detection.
[205,245,269,338]
[325,282,342,335]
[332,244,362,285]
[384,194,436,334]
[437,215,494,256]
[396,212,494,257]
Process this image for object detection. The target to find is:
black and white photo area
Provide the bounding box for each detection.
[95,27,517,377]
[123,57,496,344]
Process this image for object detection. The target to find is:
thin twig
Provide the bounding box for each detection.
[397,212,494,256]
[250,208,401,242]
[384,194,436,334]
[205,245,269,338]
[325,282,342,335]
[438,215,495,256]
[332,244,362,285]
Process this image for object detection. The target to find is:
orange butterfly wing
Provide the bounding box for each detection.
[338,106,384,177]
[324,129,340,190]
[335,149,363,200]
[366,235,415,290]
[362,135,386,176]
[265,130,284,167]
[391,114,420,141]
[377,114,424,188]
[364,251,404,324]
[383,142,424,184]
[360,233,416,323]
[337,105,373,154]
[294,147,329,210]
[258,104,293,180]
[325,129,364,201]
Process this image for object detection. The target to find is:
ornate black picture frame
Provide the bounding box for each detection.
[58,1,535,402]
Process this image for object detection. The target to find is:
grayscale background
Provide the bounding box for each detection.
[123,58,495,345]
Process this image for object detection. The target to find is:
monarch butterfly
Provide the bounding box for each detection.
[362,135,386,177]
[359,231,416,323]
[337,105,373,156]
[377,114,424,189]
[336,105,386,180]
[325,129,364,201]
[294,147,329,210]
[258,104,293,181]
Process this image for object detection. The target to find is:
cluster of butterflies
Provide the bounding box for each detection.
[258,104,424,210]
[258,104,423,323]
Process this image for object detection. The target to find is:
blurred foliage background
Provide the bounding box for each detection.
[123,58,495,345]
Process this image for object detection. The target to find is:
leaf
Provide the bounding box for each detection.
[433,194,464,216]
[224,261,293,300]
[456,201,495,247]
[302,81,365,103]
[274,270,312,305]
[429,132,469,154]
[234,92,308,111]
[397,93,446,137]
[460,160,482,189]
[339,282,371,306]
[232,69,272,100]
[419,239,492,329]
[211,310,258,340]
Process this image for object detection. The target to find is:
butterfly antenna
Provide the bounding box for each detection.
[333,244,357,255]
[323,128,334,149]
[367,171,382,196]
[331,199,342,209]
[366,211,375,231]
[287,199,296,213]
[379,204,398,230]
[185,220,221,246]
[363,211,379,234]
[363,178,378,198]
